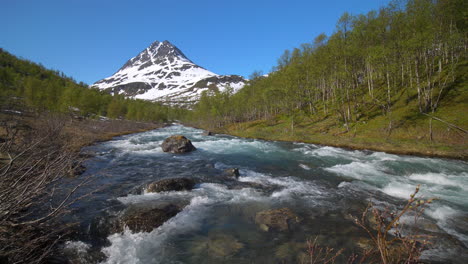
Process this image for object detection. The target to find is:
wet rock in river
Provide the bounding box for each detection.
[275,242,308,263]
[223,168,240,178]
[355,237,374,251]
[202,131,213,136]
[205,163,215,169]
[161,135,196,153]
[255,208,301,232]
[189,233,244,258]
[145,178,196,193]
[114,204,182,233]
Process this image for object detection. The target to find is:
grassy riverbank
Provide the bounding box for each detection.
[217,119,467,160]
[197,86,467,160]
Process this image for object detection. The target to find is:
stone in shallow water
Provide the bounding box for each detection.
[255,208,301,232]
[189,233,244,258]
[145,177,196,193]
[202,131,214,136]
[223,168,240,178]
[114,204,182,233]
[355,237,374,251]
[275,242,308,263]
[161,135,196,153]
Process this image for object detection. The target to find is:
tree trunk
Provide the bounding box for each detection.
[429,117,433,143]
[415,59,422,112]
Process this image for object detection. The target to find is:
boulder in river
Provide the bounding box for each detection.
[115,204,182,233]
[255,208,301,232]
[161,135,196,153]
[223,168,240,178]
[146,178,196,193]
[202,131,214,136]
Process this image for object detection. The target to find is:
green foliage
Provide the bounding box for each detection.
[0,49,186,122]
[188,0,467,137]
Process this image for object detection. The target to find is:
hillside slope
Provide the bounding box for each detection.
[186,0,467,159]
[0,48,183,122]
[200,62,467,159]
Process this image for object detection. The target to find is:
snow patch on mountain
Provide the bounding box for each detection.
[92,40,246,105]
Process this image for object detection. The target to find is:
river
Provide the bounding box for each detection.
[61,124,468,264]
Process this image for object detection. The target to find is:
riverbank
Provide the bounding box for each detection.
[0,112,164,152]
[193,117,467,161]
[62,118,165,151]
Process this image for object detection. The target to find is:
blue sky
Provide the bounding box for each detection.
[2,0,391,84]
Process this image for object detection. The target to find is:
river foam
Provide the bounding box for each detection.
[102,196,212,264]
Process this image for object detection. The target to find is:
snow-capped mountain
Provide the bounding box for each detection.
[92,40,246,105]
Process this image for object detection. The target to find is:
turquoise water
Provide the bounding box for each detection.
[63,124,468,263]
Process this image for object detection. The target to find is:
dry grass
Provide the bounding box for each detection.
[352,186,436,264]
[61,118,162,151]
[0,112,163,151]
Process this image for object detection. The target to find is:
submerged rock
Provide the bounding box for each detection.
[255,208,301,232]
[355,237,374,251]
[228,181,265,190]
[223,168,240,178]
[275,242,308,263]
[189,233,244,258]
[205,163,215,169]
[114,204,182,233]
[226,181,278,195]
[161,135,196,153]
[146,178,196,193]
[59,241,106,264]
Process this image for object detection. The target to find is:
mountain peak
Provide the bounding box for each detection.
[93,40,246,106]
[118,40,190,72]
[147,40,189,61]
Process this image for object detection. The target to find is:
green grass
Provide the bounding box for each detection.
[222,116,466,159]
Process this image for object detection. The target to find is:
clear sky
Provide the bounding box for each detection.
[2,0,391,85]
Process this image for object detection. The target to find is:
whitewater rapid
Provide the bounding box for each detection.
[63,124,468,264]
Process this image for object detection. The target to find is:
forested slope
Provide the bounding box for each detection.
[0,49,185,122]
[187,0,467,159]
